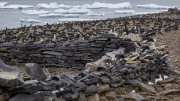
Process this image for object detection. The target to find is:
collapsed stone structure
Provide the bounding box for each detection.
[0,32,170,101]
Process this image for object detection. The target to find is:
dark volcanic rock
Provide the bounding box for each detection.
[74,81,85,88]
[0,71,24,87]
[85,85,97,94]
[84,78,98,85]
[0,59,13,72]
[25,63,46,81]
[76,85,87,92]
[124,80,139,86]
[61,73,75,84]
[51,79,70,89]
[66,91,79,100]
[9,93,43,101]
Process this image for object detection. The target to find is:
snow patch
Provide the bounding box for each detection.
[137,4,175,9]
[19,19,41,23]
[132,90,136,93]
[164,75,169,79]
[22,10,50,15]
[155,75,163,83]
[148,82,154,85]
[115,10,135,14]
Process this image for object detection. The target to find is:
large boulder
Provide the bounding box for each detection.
[25,63,46,81]
[0,71,24,87]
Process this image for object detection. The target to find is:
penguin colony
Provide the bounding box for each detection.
[0,8,179,68]
[0,8,179,45]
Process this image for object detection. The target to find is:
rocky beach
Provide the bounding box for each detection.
[0,8,180,101]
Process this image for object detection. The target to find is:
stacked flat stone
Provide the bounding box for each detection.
[0,32,169,101]
[0,34,134,69]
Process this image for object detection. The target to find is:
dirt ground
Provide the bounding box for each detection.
[152,25,180,71]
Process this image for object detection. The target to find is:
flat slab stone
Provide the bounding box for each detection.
[158,89,180,96]
[125,92,145,101]
[42,51,62,56]
[138,82,156,93]
[157,77,176,84]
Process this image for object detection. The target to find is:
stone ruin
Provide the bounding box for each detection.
[0,32,170,101]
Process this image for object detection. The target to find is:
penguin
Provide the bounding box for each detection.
[115,54,125,60]
[142,37,154,42]
[140,46,150,52]
[124,46,136,54]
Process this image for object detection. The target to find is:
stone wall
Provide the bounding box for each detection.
[0,35,133,69]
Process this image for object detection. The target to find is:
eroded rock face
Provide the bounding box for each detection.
[25,63,46,81]
[0,71,24,87]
